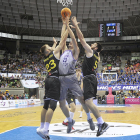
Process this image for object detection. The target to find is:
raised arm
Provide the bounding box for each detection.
[61,18,67,37]
[71,16,93,57]
[54,29,68,58]
[61,18,69,53]
[51,37,57,51]
[67,24,79,60]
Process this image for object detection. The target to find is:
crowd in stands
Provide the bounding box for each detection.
[0,50,140,87]
[0,75,22,88]
[0,52,46,88]
[102,51,121,67]
[0,90,37,100]
[0,52,46,74]
[97,59,140,86]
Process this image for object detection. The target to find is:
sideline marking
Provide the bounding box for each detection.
[0,126,22,134]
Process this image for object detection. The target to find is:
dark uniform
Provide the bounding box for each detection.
[82,51,98,100]
[66,89,76,105]
[43,51,60,109]
[66,75,82,105]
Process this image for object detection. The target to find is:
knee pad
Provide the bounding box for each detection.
[49,100,57,111]
[43,100,50,110]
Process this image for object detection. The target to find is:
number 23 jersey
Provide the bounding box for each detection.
[82,50,99,76]
[44,51,59,77]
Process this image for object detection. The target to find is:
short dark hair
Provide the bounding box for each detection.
[40,45,47,54]
[96,43,102,52]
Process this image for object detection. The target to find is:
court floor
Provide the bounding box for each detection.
[0,104,140,140]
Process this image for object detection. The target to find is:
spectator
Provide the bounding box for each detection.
[13,95,16,99]
[19,95,22,99]
[6,90,9,96]
[120,90,125,97]
[122,95,125,104]
[2,93,6,100]
[25,93,29,99]
[116,92,120,104]
[102,95,106,104]
[0,92,4,100]
[21,94,25,99]
[30,95,35,99]
[16,95,19,99]
[10,95,14,100]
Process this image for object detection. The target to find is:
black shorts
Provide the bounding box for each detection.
[66,89,76,105]
[44,77,60,101]
[83,75,97,100]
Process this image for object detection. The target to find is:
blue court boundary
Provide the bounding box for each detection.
[0,126,140,140]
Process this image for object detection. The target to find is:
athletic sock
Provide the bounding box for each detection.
[67,117,72,122]
[64,118,68,123]
[86,112,92,120]
[40,122,45,129]
[97,117,104,124]
[44,122,50,131]
[70,112,74,119]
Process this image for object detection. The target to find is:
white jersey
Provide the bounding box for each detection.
[59,50,77,75]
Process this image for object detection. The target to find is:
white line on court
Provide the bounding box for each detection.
[0,126,22,134]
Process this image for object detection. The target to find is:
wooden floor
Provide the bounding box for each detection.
[0,104,140,134]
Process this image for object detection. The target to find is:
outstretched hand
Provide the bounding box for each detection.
[71,16,80,26]
[62,16,70,24]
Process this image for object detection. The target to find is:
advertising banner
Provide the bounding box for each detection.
[28,99,35,105]
[18,100,22,106]
[125,98,140,104]
[0,73,21,78]
[97,85,139,91]
[106,96,115,104]
[8,73,21,78]
[34,99,41,105]
[0,99,40,108]
[21,80,39,88]
[9,100,16,107]
[22,100,28,106]
[0,73,7,77]
[22,74,36,77]
[15,100,19,107]
[0,100,10,108]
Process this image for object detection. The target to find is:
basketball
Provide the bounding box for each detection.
[61,8,71,18]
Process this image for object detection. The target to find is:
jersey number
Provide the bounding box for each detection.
[94,60,98,69]
[46,60,56,72]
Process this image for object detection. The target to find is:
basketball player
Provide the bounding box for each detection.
[36,25,69,139]
[71,16,109,137]
[59,20,95,133]
[62,69,83,126]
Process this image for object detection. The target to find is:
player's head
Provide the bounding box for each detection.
[40,44,52,56]
[68,41,74,50]
[91,43,102,52]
